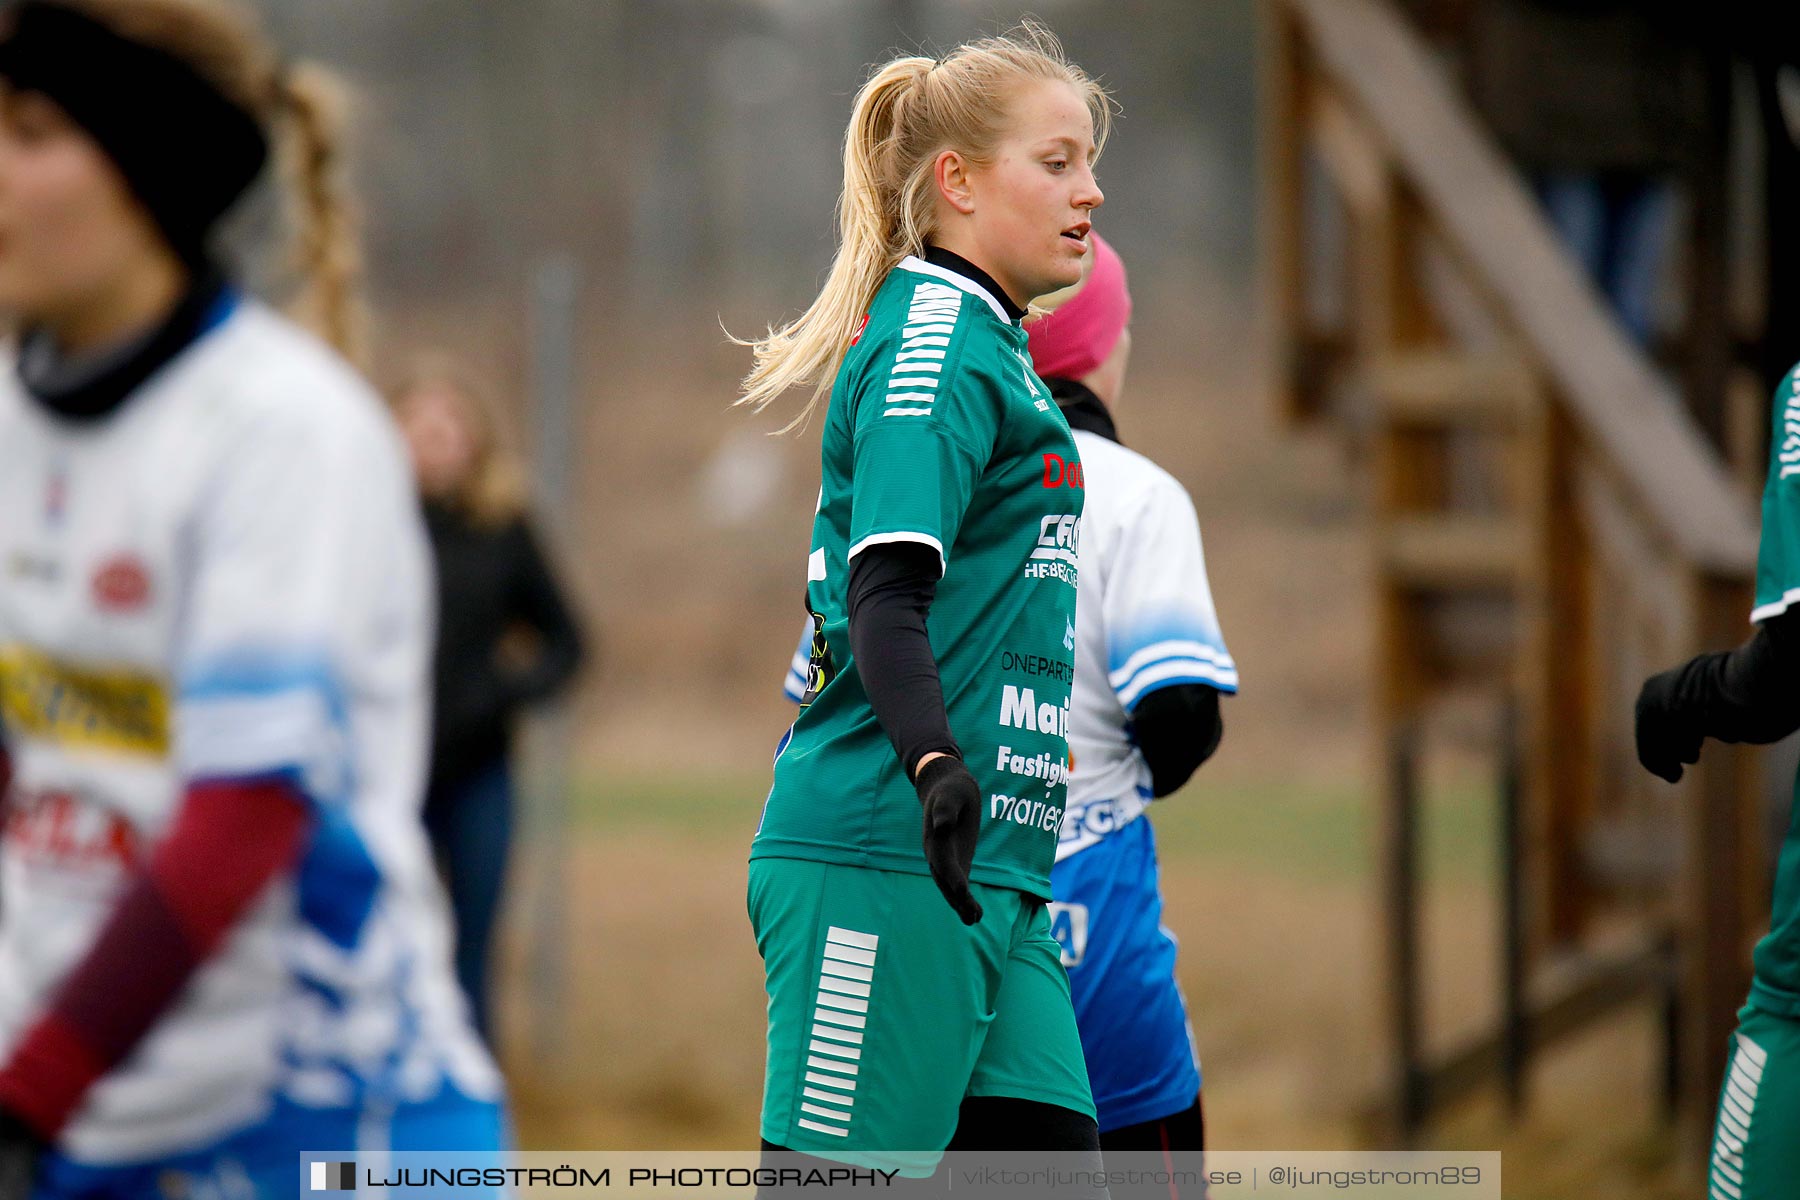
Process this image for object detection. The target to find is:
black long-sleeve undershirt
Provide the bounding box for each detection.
[845,541,1228,792]
[1651,606,1800,745]
[1133,684,1225,797]
[846,543,959,780]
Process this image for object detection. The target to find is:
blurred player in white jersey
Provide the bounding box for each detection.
[781,234,1234,1186]
[0,2,503,1196]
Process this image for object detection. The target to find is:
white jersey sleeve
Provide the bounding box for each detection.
[174,393,427,810]
[1102,474,1237,712]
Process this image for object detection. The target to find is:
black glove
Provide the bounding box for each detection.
[0,1108,41,1200]
[913,755,984,926]
[1635,661,1707,784]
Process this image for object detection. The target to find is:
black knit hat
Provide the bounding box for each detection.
[0,0,270,266]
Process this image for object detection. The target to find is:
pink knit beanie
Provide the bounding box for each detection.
[1025,232,1131,381]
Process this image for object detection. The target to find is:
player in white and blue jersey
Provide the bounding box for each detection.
[1029,234,1233,1170]
[0,3,502,1196]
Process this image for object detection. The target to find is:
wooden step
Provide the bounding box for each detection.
[1369,352,1538,428]
[1379,513,1526,588]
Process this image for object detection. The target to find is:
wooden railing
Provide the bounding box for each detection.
[1261,0,1766,1163]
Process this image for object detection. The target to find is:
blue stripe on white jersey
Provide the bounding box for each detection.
[1106,617,1238,711]
[179,647,352,800]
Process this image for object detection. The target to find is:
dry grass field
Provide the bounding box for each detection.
[495,779,1696,1199]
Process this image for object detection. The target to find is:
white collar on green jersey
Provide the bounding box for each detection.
[897,255,1015,325]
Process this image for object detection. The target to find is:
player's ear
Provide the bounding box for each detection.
[935,150,977,216]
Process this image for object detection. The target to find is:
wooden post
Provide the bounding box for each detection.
[1363,183,1448,720]
[1358,172,1457,1139]
[1498,695,1528,1115]
[1675,570,1762,1159]
[1259,1,1310,423]
[1387,718,1427,1138]
[1519,403,1595,948]
[1662,943,1682,1121]
[523,256,580,1074]
[1682,51,1735,457]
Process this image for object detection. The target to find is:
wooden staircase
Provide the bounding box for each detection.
[1262,0,1767,1166]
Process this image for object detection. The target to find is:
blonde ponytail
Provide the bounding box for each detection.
[275,63,367,365]
[734,56,932,431]
[735,20,1112,431]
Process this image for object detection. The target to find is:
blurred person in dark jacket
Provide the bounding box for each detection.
[1465,0,1705,347]
[394,356,586,1046]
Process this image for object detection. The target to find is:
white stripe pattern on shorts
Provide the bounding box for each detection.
[1710,1033,1767,1199]
[796,926,879,1139]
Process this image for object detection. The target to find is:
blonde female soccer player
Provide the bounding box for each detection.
[0,2,503,1195]
[738,23,1113,1181]
[780,235,1231,1199]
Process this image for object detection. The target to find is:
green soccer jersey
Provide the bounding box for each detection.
[1749,362,1800,1017]
[753,254,1084,901]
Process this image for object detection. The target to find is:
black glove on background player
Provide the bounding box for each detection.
[0,1108,40,1200]
[1635,609,1800,784]
[914,754,984,926]
[1635,663,1709,783]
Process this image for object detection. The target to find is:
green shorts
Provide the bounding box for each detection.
[747,857,1095,1177]
[1709,1001,1800,1200]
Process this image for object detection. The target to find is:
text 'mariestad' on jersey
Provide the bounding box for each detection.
[0,297,498,1164]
